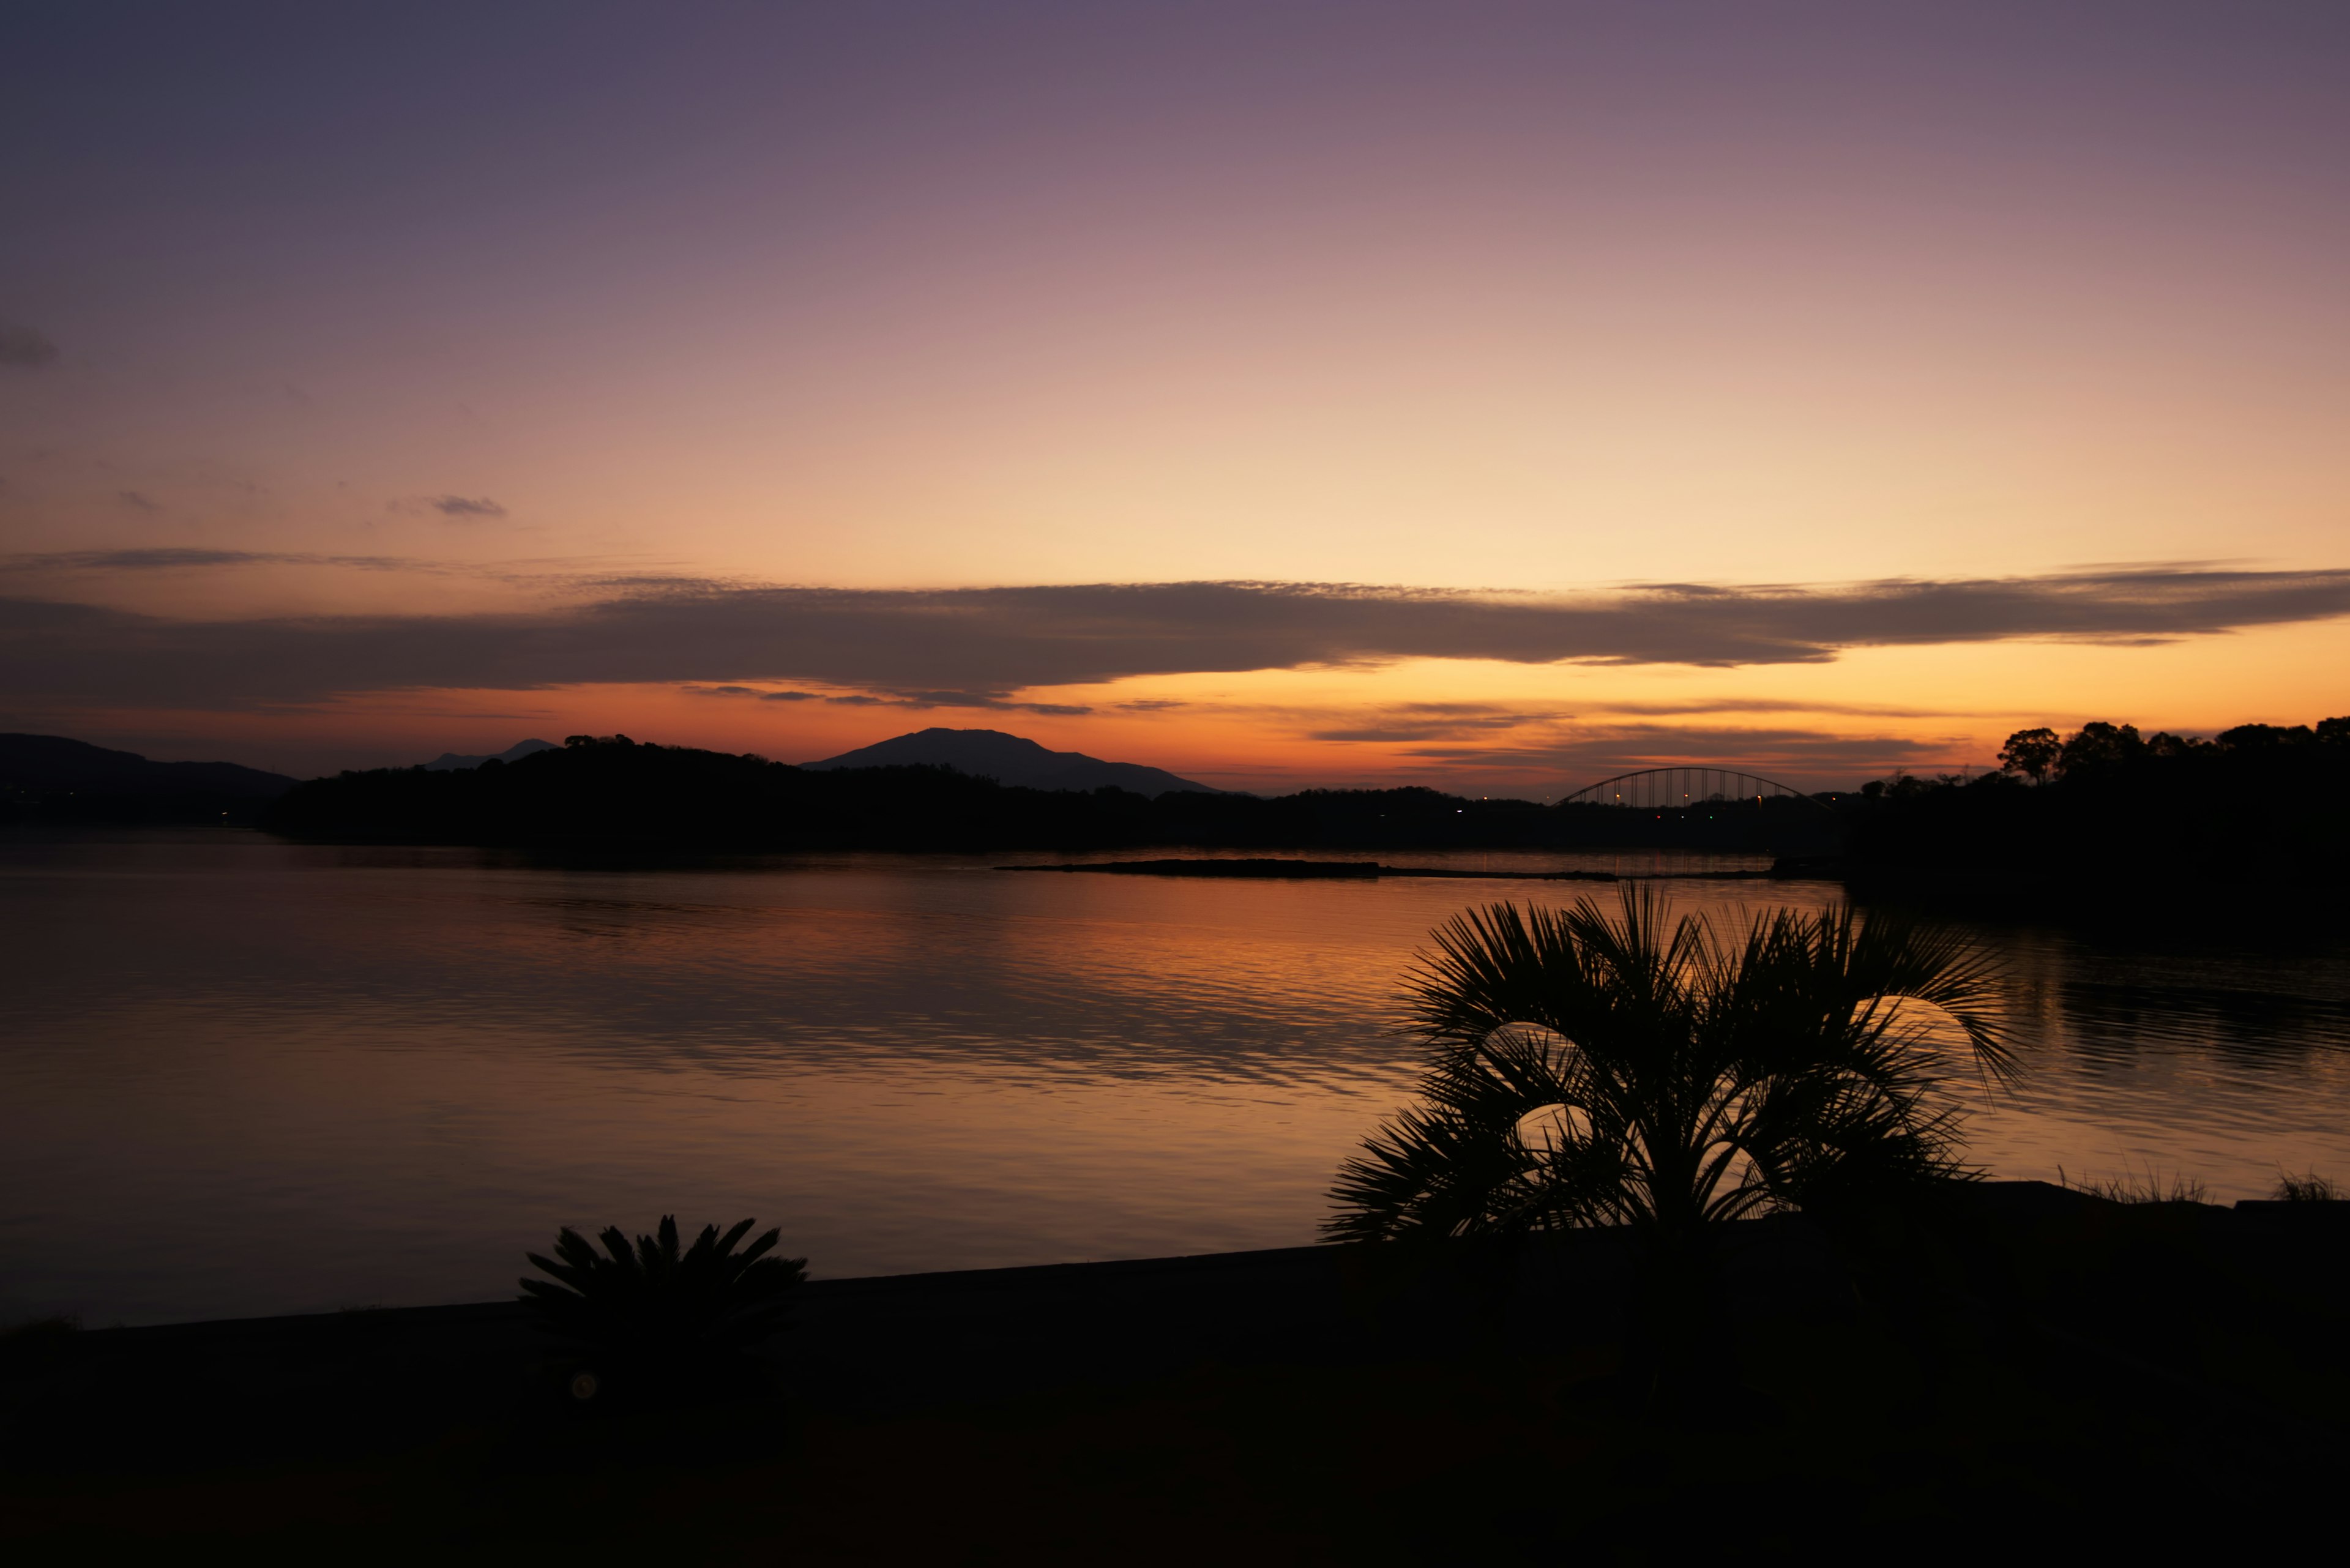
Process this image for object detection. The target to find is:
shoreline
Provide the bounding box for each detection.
[51,1181,2335,1335]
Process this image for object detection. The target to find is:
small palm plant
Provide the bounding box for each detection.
[521,1215,807,1401]
[1328,888,2013,1250]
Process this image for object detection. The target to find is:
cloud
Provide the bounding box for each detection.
[4,564,2349,711]
[1,547,434,574]
[1592,698,1969,719]
[889,690,1096,716]
[0,323,59,368]
[427,495,507,520]
[1281,703,1966,786]
[1308,703,1567,742]
[700,681,1094,716]
[1389,723,1965,791]
[118,490,160,512]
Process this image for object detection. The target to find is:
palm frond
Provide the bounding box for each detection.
[1329,892,2016,1249]
[518,1214,809,1367]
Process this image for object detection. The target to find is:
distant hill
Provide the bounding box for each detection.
[0,733,299,823]
[0,733,297,797]
[801,728,1219,798]
[264,734,1829,854]
[264,734,1584,850]
[422,739,559,771]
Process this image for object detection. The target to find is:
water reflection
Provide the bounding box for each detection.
[2,836,2345,1324]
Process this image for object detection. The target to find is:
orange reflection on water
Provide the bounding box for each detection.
[4,840,2347,1324]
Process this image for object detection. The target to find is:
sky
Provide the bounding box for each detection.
[4,1,2348,792]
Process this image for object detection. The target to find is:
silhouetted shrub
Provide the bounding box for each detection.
[0,1313,80,1349]
[1329,889,2013,1248]
[2272,1171,2340,1202]
[521,1215,807,1403]
[2064,1166,2209,1204]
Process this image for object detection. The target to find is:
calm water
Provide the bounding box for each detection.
[5,834,2348,1325]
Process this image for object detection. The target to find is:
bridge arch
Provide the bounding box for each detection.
[1560,766,1827,810]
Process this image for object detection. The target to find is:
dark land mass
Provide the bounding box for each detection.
[1838,717,2350,896]
[804,726,1219,798]
[420,738,559,772]
[1009,858,1831,881]
[261,733,1838,855]
[1009,858,1616,880]
[5,1185,2343,1556]
[0,733,297,826]
[33,715,2349,896]
[263,726,2350,900]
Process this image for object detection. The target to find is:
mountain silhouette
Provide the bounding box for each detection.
[421,739,560,771]
[1,732,298,823]
[0,733,297,798]
[801,728,1217,797]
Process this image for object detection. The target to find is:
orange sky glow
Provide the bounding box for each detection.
[6,5,2348,791]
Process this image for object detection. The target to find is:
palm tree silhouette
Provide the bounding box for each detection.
[521,1215,806,1402]
[1328,887,2012,1249]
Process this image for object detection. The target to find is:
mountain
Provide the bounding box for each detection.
[800,728,1218,797]
[267,734,1572,850]
[1,733,299,823]
[0,733,299,797]
[421,739,560,771]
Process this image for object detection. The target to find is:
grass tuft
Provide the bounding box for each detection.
[2062,1165,2209,1205]
[2271,1171,2340,1203]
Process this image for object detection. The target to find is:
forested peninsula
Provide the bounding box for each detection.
[1841,718,2350,884]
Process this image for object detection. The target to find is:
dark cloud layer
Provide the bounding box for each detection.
[703,683,1094,716]
[428,495,507,519]
[1393,723,1962,783]
[1309,703,1567,743]
[2,548,430,574]
[0,322,59,368]
[3,567,2348,710]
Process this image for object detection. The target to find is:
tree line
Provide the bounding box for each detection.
[262,717,2350,878]
[262,733,1824,853]
[1841,714,2350,884]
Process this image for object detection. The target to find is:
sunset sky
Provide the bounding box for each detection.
[5,2,2348,792]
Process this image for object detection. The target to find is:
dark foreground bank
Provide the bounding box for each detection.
[5,1182,2346,1559]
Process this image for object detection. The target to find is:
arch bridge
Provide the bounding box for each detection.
[1560,766,1826,811]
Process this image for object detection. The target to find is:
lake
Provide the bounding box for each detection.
[5,834,2348,1325]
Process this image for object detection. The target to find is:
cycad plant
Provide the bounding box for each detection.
[521,1215,807,1400]
[1328,889,2013,1251]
